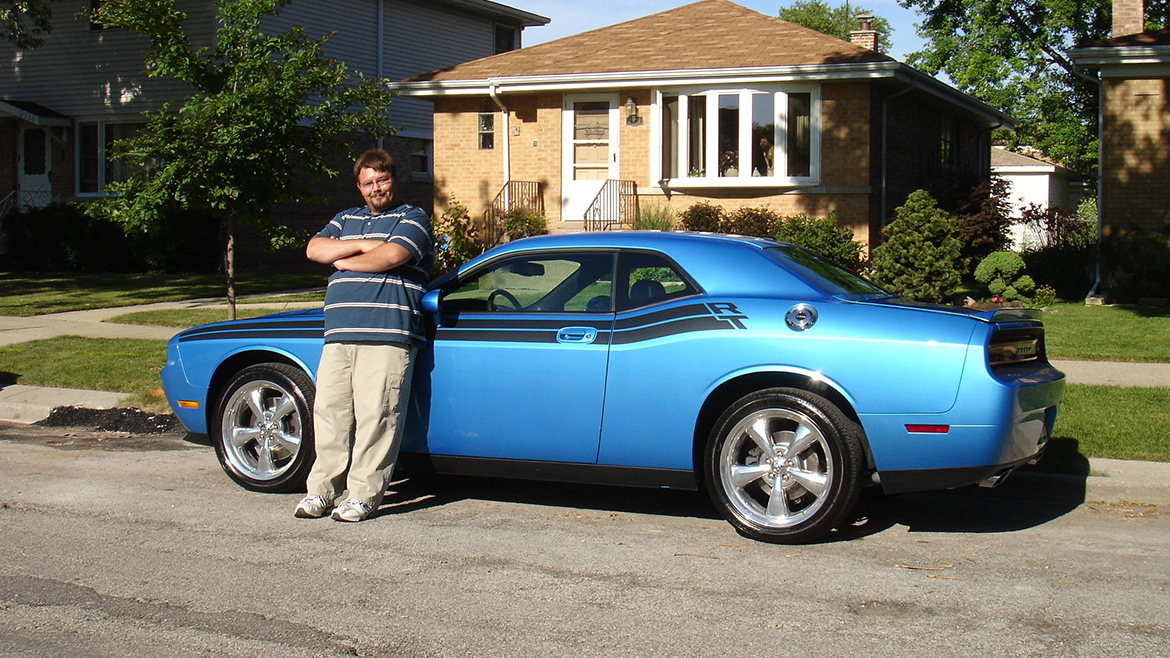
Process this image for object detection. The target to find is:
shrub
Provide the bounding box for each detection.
[432,196,485,276]
[724,206,780,238]
[679,201,725,232]
[1017,203,1098,301]
[500,207,548,241]
[0,202,137,272]
[931,173,1012,267]
[868,190,964,303]
[774,212,864,272]
[974,251,1035,302]
[1100,228,1170,303]
[1032,285,1057,309]
[632,203,676,231]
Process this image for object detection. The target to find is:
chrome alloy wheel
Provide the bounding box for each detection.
[219,379,304,483]
[718,407,833,529]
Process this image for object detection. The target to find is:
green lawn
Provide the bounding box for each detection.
[1041,303,1170,362]
[0,336,168,410]
[0,271,325,316]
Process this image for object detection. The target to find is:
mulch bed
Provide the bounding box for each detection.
[35,407,182,435]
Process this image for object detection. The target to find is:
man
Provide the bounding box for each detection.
[295,149,432,522]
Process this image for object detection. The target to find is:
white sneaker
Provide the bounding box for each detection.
[331,499,374,523]
[294,494,334,519]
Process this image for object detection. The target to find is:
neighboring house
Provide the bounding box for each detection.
[393,0,1015,249]
[991,146,1076,249]
[0,0,549,217]
[1070,0,1170,237]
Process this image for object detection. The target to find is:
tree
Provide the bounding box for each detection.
[86,0,396,319]
[900,0,1169,174]
[1,0,54,49]
[869,190,964,302]
[779,1,893,54]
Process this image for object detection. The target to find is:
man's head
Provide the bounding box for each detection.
[354,149,397,214]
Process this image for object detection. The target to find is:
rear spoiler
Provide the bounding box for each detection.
[971,307,1043,323]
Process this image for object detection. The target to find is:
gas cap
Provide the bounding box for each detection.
[785,304,818,331]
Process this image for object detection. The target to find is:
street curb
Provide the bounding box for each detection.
[0,384,127,424]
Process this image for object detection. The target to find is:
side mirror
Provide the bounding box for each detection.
[422,289,441,315]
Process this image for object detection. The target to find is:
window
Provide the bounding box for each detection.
[410,138,432,181]
[940,115,958,168]
[478,98,495,150]
[494,25,516,54]
[77,121,145,194]
[442,253,615,313]
[655,86,819,187]
[617,252,699,311]
[22,129,46,175]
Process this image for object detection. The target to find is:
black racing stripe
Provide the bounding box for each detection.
[611,315,734,344]
[613,303,710,330]
[178,328,325,343]
[182,319,323,337]
[439,316,613,331]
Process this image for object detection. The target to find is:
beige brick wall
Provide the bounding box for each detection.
[1102,77,1170,234]
[432,81,885,247]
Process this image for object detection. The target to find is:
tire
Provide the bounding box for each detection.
[704,388,863,544]
[211,363,316,493]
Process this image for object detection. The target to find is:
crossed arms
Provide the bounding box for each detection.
[306,237,413,273]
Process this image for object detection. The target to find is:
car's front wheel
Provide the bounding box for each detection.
[705,388,863,544]
[211,363,316,493]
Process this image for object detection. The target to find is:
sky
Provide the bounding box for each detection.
[516,0,926,62]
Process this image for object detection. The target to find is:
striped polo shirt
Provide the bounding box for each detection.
[315,202,433,346]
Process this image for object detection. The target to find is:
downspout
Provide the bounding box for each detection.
[880,81,917,232]
[376,0,385,150]
[1085,72,1104,302]
[489,83,511,207]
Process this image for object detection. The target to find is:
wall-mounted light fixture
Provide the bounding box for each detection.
[625,97,642,126]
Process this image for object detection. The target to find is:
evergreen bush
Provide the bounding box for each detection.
[974,251,1035,302]
[868,190,964,303]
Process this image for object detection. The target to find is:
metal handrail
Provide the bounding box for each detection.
[584,180,638,231]
[483,180,542,246]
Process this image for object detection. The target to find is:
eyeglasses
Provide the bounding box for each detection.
[359,176,394,191]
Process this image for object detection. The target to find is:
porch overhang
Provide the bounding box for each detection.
[391,61,1016,130]
[0,100,70,127]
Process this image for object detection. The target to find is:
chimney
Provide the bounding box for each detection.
[849,14,877,51]
[1113,0,1145,37]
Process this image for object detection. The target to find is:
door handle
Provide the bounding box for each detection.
[556,326,598,344]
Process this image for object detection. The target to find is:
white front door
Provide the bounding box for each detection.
[561,94,619,223]
[17,126,52,209]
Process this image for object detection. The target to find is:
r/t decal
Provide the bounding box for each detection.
[707,302,748,329]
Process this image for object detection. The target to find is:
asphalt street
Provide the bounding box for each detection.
[0,424,1167,658]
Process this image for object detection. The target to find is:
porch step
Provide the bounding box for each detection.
[551,220,585,234]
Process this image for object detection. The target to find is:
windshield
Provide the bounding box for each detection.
[764,246,887,296]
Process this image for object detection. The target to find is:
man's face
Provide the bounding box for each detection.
[357,167,394,213]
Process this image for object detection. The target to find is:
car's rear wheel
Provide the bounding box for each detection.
[705,388,863,544]
[211,363,315,493]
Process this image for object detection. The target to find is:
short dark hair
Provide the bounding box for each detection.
[353,149,397,180]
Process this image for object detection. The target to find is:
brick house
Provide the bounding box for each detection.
[393,0,1014,249]
[0,0,548,217]
[1070,0,1170,236]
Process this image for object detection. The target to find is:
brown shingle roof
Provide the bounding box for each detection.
[1082,27,1170,48]
[405,0,891,83]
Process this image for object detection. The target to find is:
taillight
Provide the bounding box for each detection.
[988,332,1041,366]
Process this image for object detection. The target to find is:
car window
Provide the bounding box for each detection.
[442,252,615,313]
[617,252,699,311]
[764,245,886,296]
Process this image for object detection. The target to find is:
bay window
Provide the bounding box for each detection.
[655,85,819,187]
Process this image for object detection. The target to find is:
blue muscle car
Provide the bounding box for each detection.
[161,231,1065,543]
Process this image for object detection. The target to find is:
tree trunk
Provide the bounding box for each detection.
[225,212,236,322]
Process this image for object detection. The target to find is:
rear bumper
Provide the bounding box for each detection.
[862,362,1065,495]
